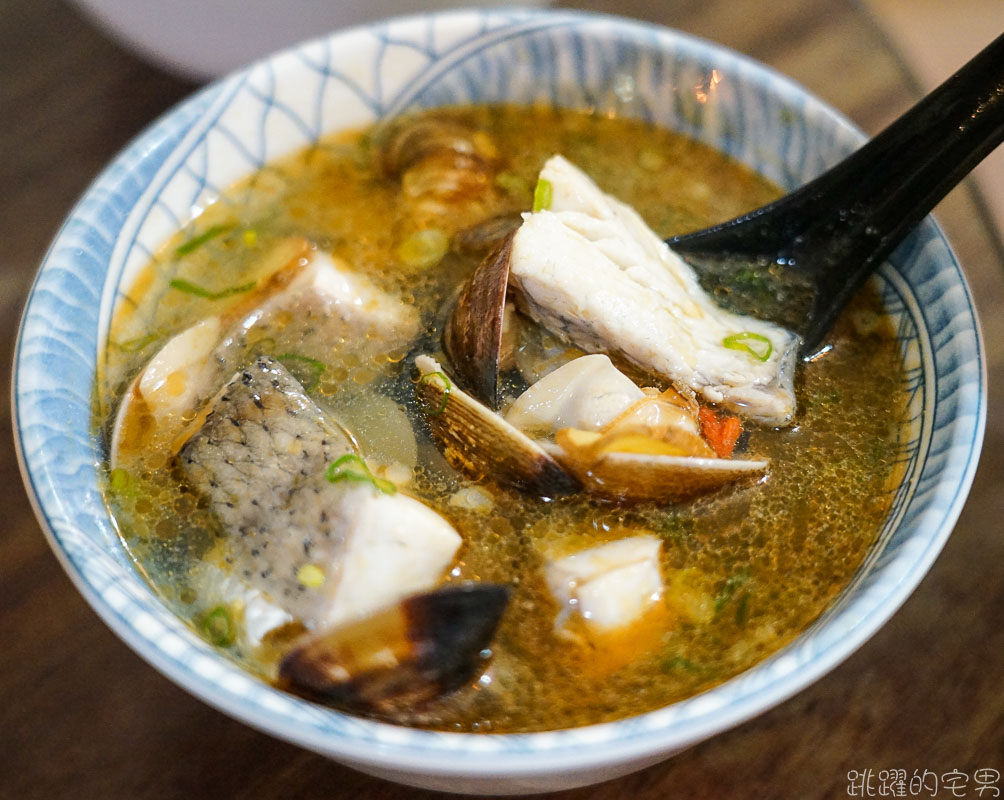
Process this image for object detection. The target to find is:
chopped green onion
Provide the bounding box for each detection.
[734,592,750,626]
[714,570,751,615]
[169,278,256,300]
[722,332,773,362]
[532,177,553,212]
[277,353,326,390]
[325,453,396,495]
[297,564,326,588]
[175,224,233,256]
[417,371,451,416]
[396,229,450,269]
[662,655,701,673]
[109,467,132,493]
[201,605,237,647]
[116,332,161,352]
[494,170,531,200]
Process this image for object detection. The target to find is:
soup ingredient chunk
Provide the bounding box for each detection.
[180,357,461,630]
[508,155,799,426]
[244,249,419,342]
[279,585,509,713]
[503,353,644,436]
[111,244,421,467]
[137,316,222,421]
[545,536,663,633]
[190,562,293,647]
[416,353,767,502]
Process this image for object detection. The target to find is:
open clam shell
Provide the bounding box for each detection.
[278,584,509,714]
[415,354,580,497]
[416,355,766,502]
[452,214,522,258]
[443,234,514,410]
[544,433,768,502]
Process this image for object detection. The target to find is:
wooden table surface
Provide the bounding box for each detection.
[2,1,1002,797]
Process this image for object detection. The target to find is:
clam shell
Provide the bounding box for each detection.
[442,235,515,410]
[108,375,146,469]
[278,584,509,714]
[545,432,767,502]
[415,354,580,497]
[452,214,522,258]
[378,116,486,178]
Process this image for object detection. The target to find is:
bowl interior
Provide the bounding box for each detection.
[14,7,984,785]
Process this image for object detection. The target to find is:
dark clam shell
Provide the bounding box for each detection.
[443,234,515,410]
[278,584,509,713]
[415,354,580,498]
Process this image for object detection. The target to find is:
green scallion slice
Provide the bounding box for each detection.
[115,332,161,352]
[396,229,450,270]
[325,454,396,495]
[277,353,326,390]
[169,278,256,301]
[202,605,237,647]
[417,371,451,415]
[109,467,132,493]
[722,332,773,362]
[714,570,751,615]
[175,224,233,256]
[532,177,553,212]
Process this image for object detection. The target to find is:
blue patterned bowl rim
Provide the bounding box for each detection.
[13,7,985,777]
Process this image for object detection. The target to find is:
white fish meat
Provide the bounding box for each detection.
[509,155,799,426]
[111,243,420,466]
[545,536,663,633]
[179,358,461,631]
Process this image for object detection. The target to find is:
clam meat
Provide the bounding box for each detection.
[417,352,767,502]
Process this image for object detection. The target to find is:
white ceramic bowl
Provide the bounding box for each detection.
[68,0,548,80]
[14,9,985,794]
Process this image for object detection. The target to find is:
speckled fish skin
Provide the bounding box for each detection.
[180,357,461,631]
[180,357,354,621]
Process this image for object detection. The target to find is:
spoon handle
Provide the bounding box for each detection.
[672,31,1004,354]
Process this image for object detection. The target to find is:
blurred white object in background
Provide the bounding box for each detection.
[67,0,549,81]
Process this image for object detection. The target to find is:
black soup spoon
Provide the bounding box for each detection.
[670,32,1004,357]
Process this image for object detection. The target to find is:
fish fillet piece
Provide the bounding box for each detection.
[509,155,799,426]
[111,244,420,467]
[180,357,461,630]
[190,562,294,647]
[138,316,222,421]
[545,536,663,632]
[233,250,420,348]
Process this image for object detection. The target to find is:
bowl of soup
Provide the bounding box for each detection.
[13,8,985,794]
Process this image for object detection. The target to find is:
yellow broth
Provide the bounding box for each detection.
[100,105,907,732]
